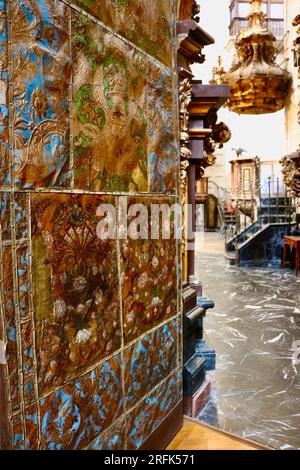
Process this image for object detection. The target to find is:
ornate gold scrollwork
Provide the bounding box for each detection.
[178,75,193,284]
[179,77,192,203]
[280,154,300,197]
[202,110,231,174]
[179,78,192,160]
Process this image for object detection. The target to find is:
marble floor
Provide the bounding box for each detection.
[196,251,300,450]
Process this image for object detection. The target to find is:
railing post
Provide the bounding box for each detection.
[276,177,279,223]
[251,185,254,224]
[284,183,288,227]
[235,202,239,256]
[268,177,271,224]
[258,177,262,230]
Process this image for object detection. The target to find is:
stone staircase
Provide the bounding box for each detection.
[225,196,296,266]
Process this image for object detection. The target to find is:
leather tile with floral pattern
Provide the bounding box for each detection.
[0,0,9,188]
[89,417,126,450]
[121,197,178,343]
[126,370,182,449]
[39,356,123,449]
[31,193,121,395]
[1,246,20,411]
[147,62,178,193]
[124,319,177,410]
[11,413,24,450]
[116,0,175,68]
[11,405,39,450]
[72,0,116,29]
[72,13,148,192]
[0,192,11,241]
[12,0,71,189]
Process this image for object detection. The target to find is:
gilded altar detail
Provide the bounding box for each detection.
[223,0,291,115]
[179,78,192,203]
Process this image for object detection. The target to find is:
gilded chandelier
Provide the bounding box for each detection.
[223,0,291,114]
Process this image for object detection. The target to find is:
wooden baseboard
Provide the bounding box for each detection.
[139,401,183,450]
[0,365,10,450]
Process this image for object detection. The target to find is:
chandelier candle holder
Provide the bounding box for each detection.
[222,0,291,114]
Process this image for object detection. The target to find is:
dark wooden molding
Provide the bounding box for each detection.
[139,400,183,450]
[177,20,215,46]
[190,83,231,115]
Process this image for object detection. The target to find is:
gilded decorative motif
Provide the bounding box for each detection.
[124,319,177,409]
[31,193,120,394]
[72,14,147,192]
[12,0,71,188]
[179,78,192,162]
[202,111,231,173]
[116,0,174,68]
[39,355,123,449]
[179,77,192,207]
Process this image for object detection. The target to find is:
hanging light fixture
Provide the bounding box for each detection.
[223,0,291,114]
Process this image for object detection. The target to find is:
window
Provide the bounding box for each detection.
[238,2,250,17]
[238,1,267,18]
[270,3,284,19]
[233,1,283,22]
[261,2,267,14]
[242,167,251,192]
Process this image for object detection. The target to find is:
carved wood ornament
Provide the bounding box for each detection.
[281,153,300,196]
[280,15,300,197]
[179,78,192,204]
[292,15,300,126]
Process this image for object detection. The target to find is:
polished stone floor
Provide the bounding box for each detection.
[196,251,300,450]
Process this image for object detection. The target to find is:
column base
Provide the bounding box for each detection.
[184,378,211,418]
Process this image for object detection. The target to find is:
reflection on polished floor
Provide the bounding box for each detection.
[196,249,300,450]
